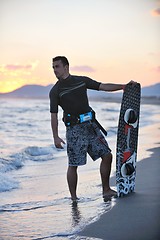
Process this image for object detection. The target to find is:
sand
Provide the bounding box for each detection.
[79,123,160,240]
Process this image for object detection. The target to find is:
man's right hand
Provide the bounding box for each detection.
[54,136,65,149]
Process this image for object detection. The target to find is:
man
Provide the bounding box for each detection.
[50,56,135,201]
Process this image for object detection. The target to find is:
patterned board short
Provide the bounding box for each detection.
[66,122,111,166]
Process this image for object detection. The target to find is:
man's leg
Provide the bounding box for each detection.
[67,166,78,200]
[100,152,117,197]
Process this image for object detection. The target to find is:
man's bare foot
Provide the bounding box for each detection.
[103,188,117,198]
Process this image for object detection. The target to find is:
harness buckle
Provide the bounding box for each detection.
[79,111,93,123]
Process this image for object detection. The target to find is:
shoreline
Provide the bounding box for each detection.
[89,96,160,105]
[78,123,160,240]
[0,96,160,105]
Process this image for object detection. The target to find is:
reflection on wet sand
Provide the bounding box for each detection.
[71,201,82,227]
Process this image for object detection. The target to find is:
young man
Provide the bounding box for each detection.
[50,56,135,201]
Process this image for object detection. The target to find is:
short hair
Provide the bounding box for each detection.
[52,56,69,67]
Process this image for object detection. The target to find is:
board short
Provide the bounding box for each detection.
[66,122,111,166]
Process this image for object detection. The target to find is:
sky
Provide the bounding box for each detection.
[0,0,160,93]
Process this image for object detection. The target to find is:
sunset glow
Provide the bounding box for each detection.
[0,0,160,93]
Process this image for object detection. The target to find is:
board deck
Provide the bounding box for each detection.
[116,83,141,197]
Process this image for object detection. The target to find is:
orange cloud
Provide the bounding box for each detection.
[151,8,160,16]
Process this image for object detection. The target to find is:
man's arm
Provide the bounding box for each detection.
[99,80,136,92]
[51,113,65,149]
[99,83,125,92]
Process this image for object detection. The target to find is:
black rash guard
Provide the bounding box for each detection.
[49,75,101,116]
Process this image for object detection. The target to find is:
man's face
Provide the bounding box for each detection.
[52,60,67,79]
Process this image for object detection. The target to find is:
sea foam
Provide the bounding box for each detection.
[0,172,19,192]
[0,145,59,192]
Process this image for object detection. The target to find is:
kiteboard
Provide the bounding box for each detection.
[116,82,141,197]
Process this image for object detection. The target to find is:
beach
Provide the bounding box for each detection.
[0,98,159,240]
[79,123,160,240]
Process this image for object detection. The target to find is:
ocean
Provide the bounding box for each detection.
[0,97,159,240]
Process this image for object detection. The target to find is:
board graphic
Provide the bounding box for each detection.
[116,83,141,197]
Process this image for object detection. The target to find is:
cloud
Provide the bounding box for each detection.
[151,8,160,16]
[155,66,160,72]
[70,65,96,73]
[152,66,160,72]
[148,52,160,58]
[5,64,33,71]
[0,61,39,76]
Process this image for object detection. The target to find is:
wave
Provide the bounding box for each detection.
[0,173,19,192]
[0,145,64,193]
[0,156,24,192]
[25,146,53,157]
[0,157,23,173]
[0,195,98,213]
[0,199,60,213]
[102,107,119,112]
[0,157,23,193]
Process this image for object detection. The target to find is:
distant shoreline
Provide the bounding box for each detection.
[0,96,159,105]
[89,96,160,105]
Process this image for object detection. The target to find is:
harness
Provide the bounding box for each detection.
[63,110,107,136]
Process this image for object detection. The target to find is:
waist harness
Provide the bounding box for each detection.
[63,110,107,136]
